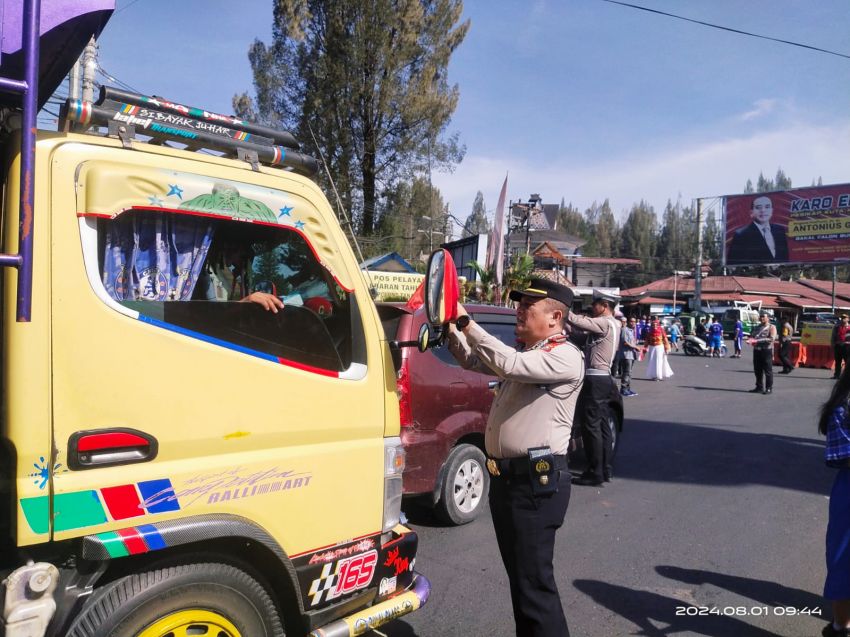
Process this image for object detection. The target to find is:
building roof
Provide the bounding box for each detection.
[620,274,850,311]
[360,251,417,273]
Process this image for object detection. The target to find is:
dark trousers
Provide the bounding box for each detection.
[779,339,793,372]
[490,470,571,637]
[753,348,773,390]
[579,375,615,480]
[618,358,634,391]
[835,345,849,377]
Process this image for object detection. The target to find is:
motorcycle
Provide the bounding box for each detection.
[683,335,727,357]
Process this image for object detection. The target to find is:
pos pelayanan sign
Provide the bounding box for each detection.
[725,183,850,265]
[363,271,425,302]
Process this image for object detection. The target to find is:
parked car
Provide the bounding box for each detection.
[801,311,839,324]
[377,302,624,525]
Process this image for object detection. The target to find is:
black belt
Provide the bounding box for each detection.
[487,454,567,477]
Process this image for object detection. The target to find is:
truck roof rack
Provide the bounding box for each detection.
[61,86,320,177]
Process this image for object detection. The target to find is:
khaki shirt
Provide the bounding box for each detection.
[567,312,620,371]
[448,322,584,458]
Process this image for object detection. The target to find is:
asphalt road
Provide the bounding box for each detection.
[379,346,838,637]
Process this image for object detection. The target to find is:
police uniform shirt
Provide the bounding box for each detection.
[752,322,777,349]
[567,312,620,371]
[448,322,584,458]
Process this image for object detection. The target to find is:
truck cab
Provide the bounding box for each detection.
[0,3,429,636]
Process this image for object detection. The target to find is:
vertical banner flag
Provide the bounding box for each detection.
[488,174,508,286]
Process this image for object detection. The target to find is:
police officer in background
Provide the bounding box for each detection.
[448,278,584,637]
[567,289,621,487]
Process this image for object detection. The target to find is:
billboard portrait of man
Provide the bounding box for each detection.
[727,195,789,264]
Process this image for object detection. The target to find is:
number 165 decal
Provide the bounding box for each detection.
[308,550,378,606]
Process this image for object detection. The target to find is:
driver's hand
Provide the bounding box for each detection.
[241,292,285,313]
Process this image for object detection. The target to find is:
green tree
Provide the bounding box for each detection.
[656,199,690,273]
[501,253,534,305]
[555,200,588,239]
[236,0,469,236]
[465,260,496,303]
[581,199,618,257]
[619,200,657,286]
[462,191,490,238]
[374,177,446,260]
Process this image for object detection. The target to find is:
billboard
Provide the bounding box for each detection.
[724,183,850,265]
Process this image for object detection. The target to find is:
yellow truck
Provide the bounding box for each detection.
[0,3,429,636]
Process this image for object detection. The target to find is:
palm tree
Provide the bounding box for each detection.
[465,260,496,303]
[501,253,534,305]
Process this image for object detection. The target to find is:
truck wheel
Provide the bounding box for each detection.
[66,563,284,637]
[435,443,489,525]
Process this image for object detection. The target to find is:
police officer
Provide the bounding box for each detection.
[749,311,777,394]
[448,278,584,637]
[567,289,620,486]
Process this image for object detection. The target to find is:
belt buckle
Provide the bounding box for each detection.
[486,459,501,477]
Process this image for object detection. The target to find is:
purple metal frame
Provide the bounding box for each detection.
[0,0,39,321]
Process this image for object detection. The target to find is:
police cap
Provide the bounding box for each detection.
[592,288,620,307]
[509,278,574,307]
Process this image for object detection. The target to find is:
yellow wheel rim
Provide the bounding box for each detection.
[138,609,242,637]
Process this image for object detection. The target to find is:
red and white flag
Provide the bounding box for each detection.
[487,174,508,286]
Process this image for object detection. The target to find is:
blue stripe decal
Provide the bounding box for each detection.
[137,315,279,363]
[136,524,167,551]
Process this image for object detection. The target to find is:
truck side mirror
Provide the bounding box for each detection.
[424,249,458,327]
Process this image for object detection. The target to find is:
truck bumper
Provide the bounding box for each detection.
[308,571,431,637]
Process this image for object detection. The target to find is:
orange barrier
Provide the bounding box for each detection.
[800,344,835,370]
[773,341,806,367]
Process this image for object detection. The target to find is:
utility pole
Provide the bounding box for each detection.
[81,36,97,103]
[694,198,703,315]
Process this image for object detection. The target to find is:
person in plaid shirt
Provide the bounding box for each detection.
[820,369,850,637]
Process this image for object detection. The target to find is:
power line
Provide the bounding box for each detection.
[115,0,144,14]
[600,0,850,60]
[96,65,141,94]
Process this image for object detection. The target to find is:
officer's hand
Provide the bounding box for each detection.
[456,302,468,319]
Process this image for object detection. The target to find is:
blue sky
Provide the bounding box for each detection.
[97,0,850,228]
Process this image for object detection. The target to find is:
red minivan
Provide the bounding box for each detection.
[378,302,624,525]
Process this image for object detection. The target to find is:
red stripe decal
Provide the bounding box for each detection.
[277,357,339,378]
[116,527,149,555]
[101,484,144,520]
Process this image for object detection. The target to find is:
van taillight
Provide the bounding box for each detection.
[396,358,413,428]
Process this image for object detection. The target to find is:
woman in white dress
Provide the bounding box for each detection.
[644,316,674,380]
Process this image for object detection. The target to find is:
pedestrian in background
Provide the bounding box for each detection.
[833,315,850,380]
[778,319,794,374]
[819,367,850,637]
[448,279,583,637]
[644,316,673,381]
[668,320,681,352]
[748,312,777,395]
[707,316,724,357]
[618,317,641,397]
[733,319,744,358]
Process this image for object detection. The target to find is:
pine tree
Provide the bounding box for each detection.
[235,0,469,236]
[462,191,490,237]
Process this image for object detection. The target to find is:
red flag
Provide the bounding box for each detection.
[405,279,425,310]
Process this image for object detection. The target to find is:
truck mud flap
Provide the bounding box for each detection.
[308,571,431,637]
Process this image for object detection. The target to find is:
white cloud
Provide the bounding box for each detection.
[739,98,779,122]
[433,119,850,225]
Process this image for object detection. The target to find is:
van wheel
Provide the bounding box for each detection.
[435,443,489,525]
[66,563,284,637]
[607,413,621,461]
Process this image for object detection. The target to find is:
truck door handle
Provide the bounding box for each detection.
[68,428,158,470]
